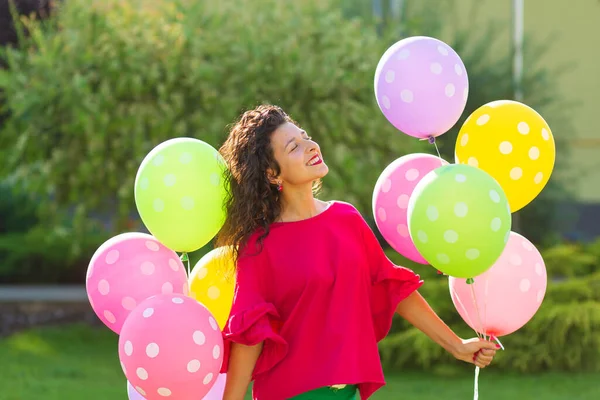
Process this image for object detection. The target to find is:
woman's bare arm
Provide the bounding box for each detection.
[396,291,498,368]
[222,342,263,400]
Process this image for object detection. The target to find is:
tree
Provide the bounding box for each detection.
[0,0,427,244]
[0,1,54,49]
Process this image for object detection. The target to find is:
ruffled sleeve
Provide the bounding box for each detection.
[358,214,424,342]
[220,239,288,378]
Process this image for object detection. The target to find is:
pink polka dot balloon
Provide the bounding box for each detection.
[449,231,547,337]
[86,232,188,334]
[373,153,448,264]
[374,36,469,139]
[119,294,224,400]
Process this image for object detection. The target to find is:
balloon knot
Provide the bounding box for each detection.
[466,277,474,284]
[180,252,189,262]
[427,135,436,144]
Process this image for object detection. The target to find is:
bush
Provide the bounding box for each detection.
[542,243,597,278]
[381,243,600,373]
[0,223,110,283]
[545,272,600,304]
[381,294,600,374]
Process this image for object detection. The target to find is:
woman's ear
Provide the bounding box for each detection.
[266,168,279,185]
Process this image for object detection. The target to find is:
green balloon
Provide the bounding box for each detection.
[134,138,228,252]
[407,164,511,278]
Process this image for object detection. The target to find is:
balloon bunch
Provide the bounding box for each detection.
[373,36,553,396]
[85,138,236,400]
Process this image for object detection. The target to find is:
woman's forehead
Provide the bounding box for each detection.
[272,123,305,145]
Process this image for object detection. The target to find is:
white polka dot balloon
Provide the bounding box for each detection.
[119,294,223,400]
[455,100,555,212]
[448,231,547,337]
[134,138,228,253]
[372,153,448,264]
[189,247,236,330]
[86,233,188,334]
[374,36,469,139]
[407,164,511,278]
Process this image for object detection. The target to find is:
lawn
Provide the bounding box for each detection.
[0,324,597,400]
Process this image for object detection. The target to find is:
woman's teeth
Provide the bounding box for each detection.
[308,156,321,166]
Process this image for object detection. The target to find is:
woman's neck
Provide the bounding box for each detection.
[278,184,320,222]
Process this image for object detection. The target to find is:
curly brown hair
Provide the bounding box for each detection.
[215,105,320,267]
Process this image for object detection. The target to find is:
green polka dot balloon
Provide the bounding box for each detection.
[134,138,228,252]
[407,164,511,278]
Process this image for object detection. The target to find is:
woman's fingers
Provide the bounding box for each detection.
[471,347,496,368]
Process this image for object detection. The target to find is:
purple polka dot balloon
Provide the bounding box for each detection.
[374,36,469,139]
[127,381,147,400]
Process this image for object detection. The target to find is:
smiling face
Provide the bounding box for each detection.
[269,122,329,187]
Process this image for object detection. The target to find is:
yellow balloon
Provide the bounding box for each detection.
[189,246,236,329]
[455,100,555,212]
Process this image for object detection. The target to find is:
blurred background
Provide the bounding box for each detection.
[0,0,598,399]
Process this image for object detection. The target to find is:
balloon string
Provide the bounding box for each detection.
[180,252,191,291]
[428,135,444,166]
[469,281,486,339]
[467,280,486,400]
[483,276,490,339]
[451,285,481,339]
[490,335,505,351]
[473,366,480,400]
[450,282,484,400]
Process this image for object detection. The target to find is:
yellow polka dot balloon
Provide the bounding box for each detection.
[189,246,236,330]
[455,100,555,212]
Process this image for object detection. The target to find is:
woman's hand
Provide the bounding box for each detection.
[452,338,499,369]
[394,292,500,369]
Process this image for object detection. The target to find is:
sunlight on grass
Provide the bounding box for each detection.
[3,331,58,357]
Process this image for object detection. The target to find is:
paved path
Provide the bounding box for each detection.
[0,285,87,302]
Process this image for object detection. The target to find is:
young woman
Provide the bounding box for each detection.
[216,105,498,400]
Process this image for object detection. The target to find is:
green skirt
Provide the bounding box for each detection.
[290,385,358,399]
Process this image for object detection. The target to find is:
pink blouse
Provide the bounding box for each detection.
[220,201,423,399]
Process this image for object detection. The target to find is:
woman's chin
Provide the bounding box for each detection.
[313,163,329,179]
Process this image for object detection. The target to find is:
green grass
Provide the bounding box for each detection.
[0,324,598,400]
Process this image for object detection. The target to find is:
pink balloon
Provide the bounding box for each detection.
[86,232,188,334]
[372,153,448,264]
[118,294,224,400]
[449,232,547,337]
[374,36,469,138]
